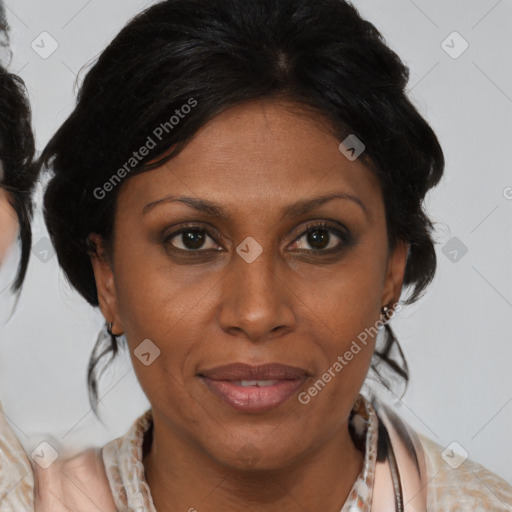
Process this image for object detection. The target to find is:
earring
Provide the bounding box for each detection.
[106,320,125,337]
[106,321,116,336]
[380,304,391,324]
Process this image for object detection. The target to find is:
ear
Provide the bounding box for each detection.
[381,240,410,309]
[88,233,124,335]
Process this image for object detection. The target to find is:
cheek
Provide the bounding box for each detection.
[112,232,191,337]
[309,274,378,387]
[301,247,387,342]
[296,240,387,391]
[296,268,380,429]
[114,267,198,420]
[110,240,209,400]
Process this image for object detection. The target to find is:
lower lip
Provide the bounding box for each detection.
[201,378,306,413]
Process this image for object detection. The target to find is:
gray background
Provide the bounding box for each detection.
[0,0,511,485]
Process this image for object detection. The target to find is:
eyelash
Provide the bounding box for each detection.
[162,221,351,256]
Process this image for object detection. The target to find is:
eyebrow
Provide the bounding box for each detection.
[141,192,368,219]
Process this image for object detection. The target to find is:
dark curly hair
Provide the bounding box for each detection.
[41,0,444,410]
[0,3,37,292]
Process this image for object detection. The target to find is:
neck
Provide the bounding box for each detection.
[144,414,364,512]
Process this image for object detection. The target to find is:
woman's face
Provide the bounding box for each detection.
[91,99,408,470]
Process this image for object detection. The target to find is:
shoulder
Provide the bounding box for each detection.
[33,448,117,512]
[0,401,34,510]
[373,399,512,510]
[32,409,152,512]
[417,433,512,510]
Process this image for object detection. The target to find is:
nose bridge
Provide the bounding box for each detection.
[237,240,277,297]
[218,238,294,340]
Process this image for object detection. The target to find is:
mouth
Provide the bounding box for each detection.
[197,363,310,413]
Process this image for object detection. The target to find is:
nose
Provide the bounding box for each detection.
[217,242,296,343]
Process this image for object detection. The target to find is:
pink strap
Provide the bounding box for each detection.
[372,407,428,511]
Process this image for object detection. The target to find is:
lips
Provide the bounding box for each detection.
[198,363,310,413]
[199,362,310,381]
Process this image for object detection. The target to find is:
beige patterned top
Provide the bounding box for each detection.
[2,396,512,511]
[0,401,34,512]
[419,434,512,510]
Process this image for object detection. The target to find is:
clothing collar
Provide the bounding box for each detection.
[102,394,380,512]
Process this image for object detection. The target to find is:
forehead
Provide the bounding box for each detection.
[117,100,382,219]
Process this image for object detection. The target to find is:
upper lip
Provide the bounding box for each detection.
[198,363,310,381]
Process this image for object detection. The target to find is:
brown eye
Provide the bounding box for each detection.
[290,222,350,252]
[305,227,331,250]
[165,226,221,252]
